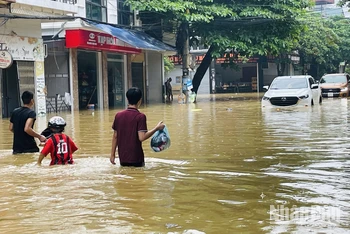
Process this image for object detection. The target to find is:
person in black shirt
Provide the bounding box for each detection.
[165,77,173,102]
[9,91,46,154]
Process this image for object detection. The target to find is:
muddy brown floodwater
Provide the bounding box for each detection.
[0,93,349,234]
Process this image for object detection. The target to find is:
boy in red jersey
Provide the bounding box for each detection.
[110,87,165,167]
[38,116,78,166]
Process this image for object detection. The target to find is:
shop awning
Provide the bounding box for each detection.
[85,20,176,53]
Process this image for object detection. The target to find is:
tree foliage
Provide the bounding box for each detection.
[164,56,175,74]
[294,14,350,78]
[328,16,350,65]
[125,0,312,92]
[127,0,311,58]
[125,0,350,90]
[338,0,350,7]
[297,15,339,76]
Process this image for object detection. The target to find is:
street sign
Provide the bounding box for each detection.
[0,50,13,69]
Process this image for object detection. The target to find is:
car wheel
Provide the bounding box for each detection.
[319,96,322,104]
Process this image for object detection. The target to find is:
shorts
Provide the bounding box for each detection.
[120,162,145,167]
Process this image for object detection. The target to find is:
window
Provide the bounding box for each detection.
[86,0,107,22]
[308,78,315,87]
[117,0,132,26]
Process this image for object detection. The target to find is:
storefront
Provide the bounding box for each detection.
[44,19,176,111]
[214,61,258,93]
[65,29,141,110]
[0,35,45,118]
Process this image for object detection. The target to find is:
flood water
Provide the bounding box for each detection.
[0,93,349,234]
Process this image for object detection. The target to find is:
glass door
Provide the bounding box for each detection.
[107,54,124,108]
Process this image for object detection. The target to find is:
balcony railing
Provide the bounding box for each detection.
[51,0,77,4]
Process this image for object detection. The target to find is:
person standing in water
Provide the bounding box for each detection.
[110,87,165,167]
[165,77,173,102]
[38,116,78,166]
[9,91,46,154]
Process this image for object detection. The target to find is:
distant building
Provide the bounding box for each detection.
[313,0,350,17]
[315,0,335,5]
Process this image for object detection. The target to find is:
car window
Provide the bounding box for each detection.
[320,75,347,83]
[308,78,314,87]
[270,78,308,89]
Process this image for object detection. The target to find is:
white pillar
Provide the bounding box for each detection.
[97,52,103,110]
[123,54,128,108]
[257,62,260,94]
[145,51,149,104]
[69,48,74,111]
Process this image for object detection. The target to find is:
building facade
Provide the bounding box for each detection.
[42,0,174,112]
[0,0,77,118]
[314,0,350,17]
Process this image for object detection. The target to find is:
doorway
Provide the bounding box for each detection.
[107,54,124,108]
[131,62,145,104]
[1,61,20,118]
[77,51,98,110]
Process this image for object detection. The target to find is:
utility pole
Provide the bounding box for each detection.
[181,21,190,103]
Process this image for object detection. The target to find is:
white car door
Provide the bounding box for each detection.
[309,77,319,104]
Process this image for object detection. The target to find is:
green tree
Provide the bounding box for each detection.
[125,0,312,93]
[296,14,339,78]
[164,56,175,74]
[294,14,350,78]
[338,0,350,7]
[328,16,350,68]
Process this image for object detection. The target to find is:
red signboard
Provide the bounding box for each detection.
[65,29,141,54]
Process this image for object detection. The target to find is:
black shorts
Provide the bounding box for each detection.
[13,148,39,154]
[120,162,145,167]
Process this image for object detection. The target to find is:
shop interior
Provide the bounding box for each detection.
[107,54,124,108]
[215,64,257,93]
[78,51,98,109]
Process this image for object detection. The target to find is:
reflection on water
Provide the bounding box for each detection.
[0,94,349,233]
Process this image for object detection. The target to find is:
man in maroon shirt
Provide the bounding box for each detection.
[110,87,165,167]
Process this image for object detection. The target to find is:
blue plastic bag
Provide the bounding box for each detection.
[150,126,171,152]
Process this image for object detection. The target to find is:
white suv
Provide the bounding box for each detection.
[261,75,322,108]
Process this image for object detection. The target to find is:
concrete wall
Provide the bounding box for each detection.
[107,0,117,24]
[263,63,278,86]
[45,53,70,96]
[76,0,86,17]
[163,65,182,93]
[14,0,78,14]
[166,65,183,95]
[102,51,108,109]
[2,19,41,38]
[146,52,163,103]
[69,48,79,111]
